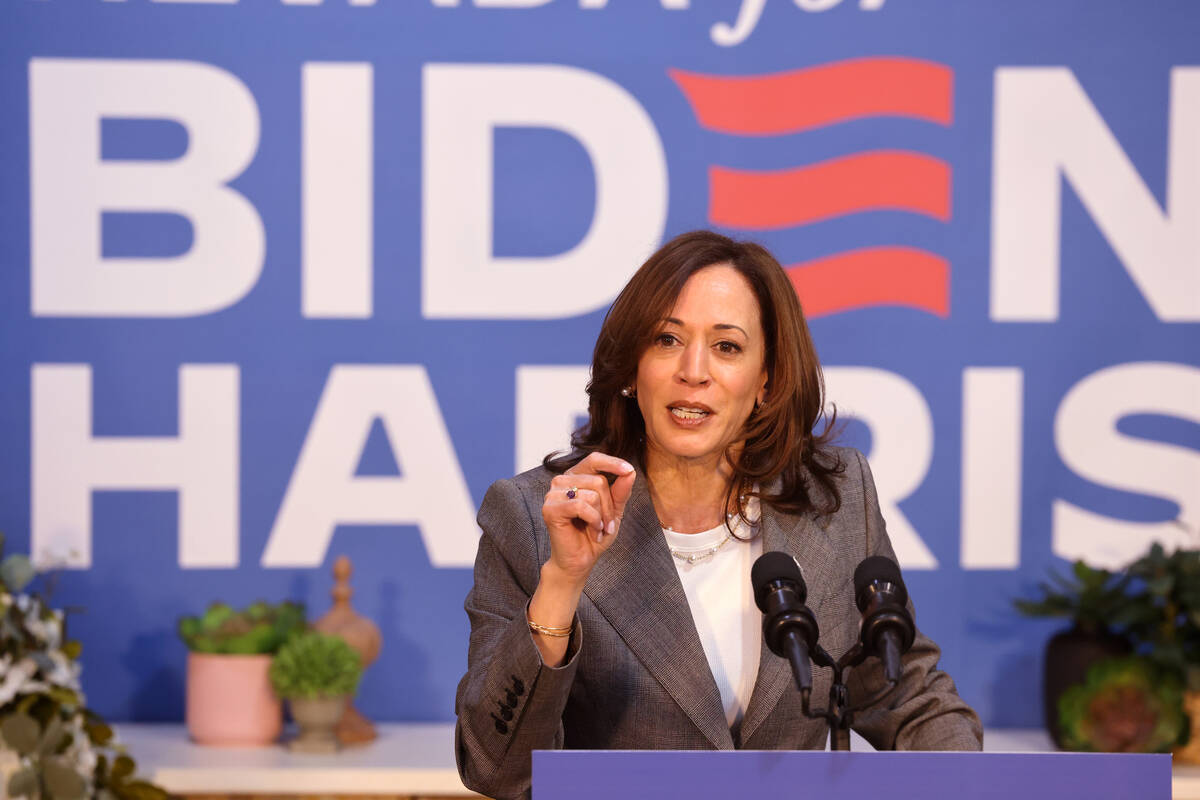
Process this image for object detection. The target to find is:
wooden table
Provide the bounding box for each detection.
[114,724,1200,799]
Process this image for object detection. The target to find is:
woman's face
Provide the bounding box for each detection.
[635,264,768,468]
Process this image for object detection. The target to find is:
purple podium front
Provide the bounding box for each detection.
[532,750,1170,799]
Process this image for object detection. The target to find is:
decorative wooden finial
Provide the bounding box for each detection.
[331,556,353,603]
[313,555,382,745]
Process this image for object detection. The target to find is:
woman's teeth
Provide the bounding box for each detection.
[670,407,709,420]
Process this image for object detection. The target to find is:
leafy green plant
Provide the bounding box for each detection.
[269,633,362,700]
[1122,543,1200,691]
[1013,559,1135,634]
[178,600,305,655]
[0,532,167,800]
[1058,656,1184,752]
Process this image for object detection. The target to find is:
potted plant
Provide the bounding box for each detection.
[178,600,305,746]
[268,632,362,753]
[1056,656,1184,753]
[0,532,166,800]
[1014,560,1134,747]
[1121,542,1200,761]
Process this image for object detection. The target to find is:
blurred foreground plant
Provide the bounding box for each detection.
[0,533,169,800]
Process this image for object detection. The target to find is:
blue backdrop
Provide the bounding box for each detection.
[2,0,1198,729]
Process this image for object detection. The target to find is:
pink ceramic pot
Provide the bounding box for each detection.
[186,652,282,746]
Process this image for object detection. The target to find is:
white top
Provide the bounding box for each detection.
[663,506,763,729]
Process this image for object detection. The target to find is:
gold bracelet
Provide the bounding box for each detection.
[527,617,573,638]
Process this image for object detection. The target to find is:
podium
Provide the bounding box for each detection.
[533,750,1171,799]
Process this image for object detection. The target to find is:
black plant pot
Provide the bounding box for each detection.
[1043,625,1131,748]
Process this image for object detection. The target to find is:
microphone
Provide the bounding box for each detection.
[853,556,915,683]
[752,551,820,692]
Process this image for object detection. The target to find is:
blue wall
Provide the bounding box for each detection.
[2,0,1198,728]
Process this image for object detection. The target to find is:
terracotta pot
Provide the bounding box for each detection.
[288,696,348,754]
[1042,625,1130,749]
[1175,690,1200,764]
[186,652,282,746]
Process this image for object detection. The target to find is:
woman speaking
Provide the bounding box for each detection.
[454,231,981,799]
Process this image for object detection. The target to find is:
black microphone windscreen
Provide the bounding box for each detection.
[853,555,907,609]
[751,551,807,612]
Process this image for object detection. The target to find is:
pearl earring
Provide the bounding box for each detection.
[620,386,636,398]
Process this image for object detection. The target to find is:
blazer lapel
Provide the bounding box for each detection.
[737,503,839,745]
[583,473,734,750]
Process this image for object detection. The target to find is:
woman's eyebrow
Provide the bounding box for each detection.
[714,323,748,336]
[662,317,749,337]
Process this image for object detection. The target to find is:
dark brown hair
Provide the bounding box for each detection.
[546,230,844,520]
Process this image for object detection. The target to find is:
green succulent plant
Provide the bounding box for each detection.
[178,600,305,655]
[269,632,362,700]
[1058,656,1185,752]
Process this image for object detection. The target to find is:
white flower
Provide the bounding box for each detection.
[42,609,64,650]
[0,657,38,705]
[22,614,51,645]
[43,650,82,691]
[62,714,99,779]
[11,594,64,648]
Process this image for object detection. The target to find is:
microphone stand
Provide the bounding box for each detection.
[797,642,899,750]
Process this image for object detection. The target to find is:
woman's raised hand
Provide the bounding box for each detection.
[541,453,636,586]
[529,453,635,665]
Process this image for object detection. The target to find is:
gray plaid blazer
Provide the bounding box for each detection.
[455,447,982,800]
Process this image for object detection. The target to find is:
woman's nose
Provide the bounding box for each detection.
[677,342,710,385]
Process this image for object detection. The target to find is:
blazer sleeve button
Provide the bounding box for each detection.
[511,675,525,695]
[497,704,513,721]
[490,713,509,735]
[504,689,519,707]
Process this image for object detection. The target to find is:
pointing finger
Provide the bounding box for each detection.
[573,452,635,480]
[609,467,636,529]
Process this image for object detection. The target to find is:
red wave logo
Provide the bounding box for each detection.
[669,58,953,135]
[670,58,954,318]
[788,247,949,318]
[709,151,951,229]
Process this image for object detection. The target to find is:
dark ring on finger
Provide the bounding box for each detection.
[565,487,578,500]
